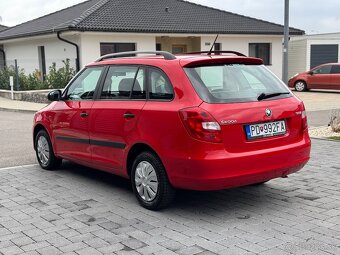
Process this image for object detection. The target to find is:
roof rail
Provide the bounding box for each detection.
[187,50,246,57]
[96,51,176,62]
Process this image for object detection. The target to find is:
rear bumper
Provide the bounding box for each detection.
[165,135,311,191]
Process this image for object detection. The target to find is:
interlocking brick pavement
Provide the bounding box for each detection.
[0,139,339,254]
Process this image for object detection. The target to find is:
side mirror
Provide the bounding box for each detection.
[308,71,314,75]
[47,90,62,101]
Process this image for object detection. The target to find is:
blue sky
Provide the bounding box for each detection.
[1,0,339,35]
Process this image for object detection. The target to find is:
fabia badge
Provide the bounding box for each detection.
[265,108,272,117]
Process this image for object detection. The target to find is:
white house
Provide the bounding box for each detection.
[0,0,304,79]
[0,24,8,68]
[289,33,340,78]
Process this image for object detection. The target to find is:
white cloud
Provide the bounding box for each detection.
[0,0,84,26]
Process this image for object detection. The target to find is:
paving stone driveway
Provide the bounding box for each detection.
[0,139,339,255]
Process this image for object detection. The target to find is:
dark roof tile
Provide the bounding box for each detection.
[0,25,8,32]
[0,0,304,40]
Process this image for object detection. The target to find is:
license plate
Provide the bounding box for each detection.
[245,120,286,140]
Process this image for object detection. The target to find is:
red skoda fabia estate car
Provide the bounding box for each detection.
[33,51,311,210]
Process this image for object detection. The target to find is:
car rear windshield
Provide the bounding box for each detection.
[184,64,291,103]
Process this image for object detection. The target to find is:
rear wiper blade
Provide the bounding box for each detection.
[257,92,290,101]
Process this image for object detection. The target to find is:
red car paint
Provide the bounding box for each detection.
[288,63,340,91]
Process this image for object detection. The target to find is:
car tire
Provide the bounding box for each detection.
[294,81,307,92]
[131,151,175,210]
[35,130,62,170]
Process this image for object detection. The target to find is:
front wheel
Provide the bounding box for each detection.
[294,81,307,92]
[131,152,175,210]
[35,130,62,170]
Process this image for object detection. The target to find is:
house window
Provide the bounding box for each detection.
[100,43,136,56]
[214,43,221,51]
[156,43,162,51]
[214,43,221,55]
[38,46,46,80]
[249,43,271,65]
[172,45,187,54]
[0,48,4,69]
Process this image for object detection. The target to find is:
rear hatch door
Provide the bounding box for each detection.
[200,97,304,153]
[182,56,305,152]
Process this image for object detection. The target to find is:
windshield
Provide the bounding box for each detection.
[184,64,291,103]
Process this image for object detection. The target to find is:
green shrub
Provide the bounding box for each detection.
[0,59,75,90]
[24,70,45,90]
[0,65,27,90]
[46,59,75,89]
[0,66,13,89]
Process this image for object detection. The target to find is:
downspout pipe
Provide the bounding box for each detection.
[0,48,6,67]
[57,31,80,72]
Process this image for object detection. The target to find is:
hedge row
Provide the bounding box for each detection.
[0,59,75,91]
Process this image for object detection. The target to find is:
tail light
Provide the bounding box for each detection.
[300,103,308,131]
[179,107,222,143]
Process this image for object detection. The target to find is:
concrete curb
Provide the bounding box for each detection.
[0,107,37,113]
[310,137,340,142]
[0,164,39,171]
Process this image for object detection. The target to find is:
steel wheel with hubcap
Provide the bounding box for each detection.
[35,130,62,170]
[131,151,175,210]
[37,135,50,166]
[295,81,307,92]
[135,161,159,202]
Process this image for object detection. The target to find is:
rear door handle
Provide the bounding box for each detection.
[80,112,89,118]
[123,113,135,119]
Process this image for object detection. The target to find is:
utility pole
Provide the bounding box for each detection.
[282,0,289,84]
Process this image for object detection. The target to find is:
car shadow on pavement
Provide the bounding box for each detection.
[54,160,296,216]
[59,160,132,192]
[293,89,340,94]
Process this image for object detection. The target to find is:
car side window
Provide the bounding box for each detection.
[149,68,174,100]
[313,65,331,74]
[331,65,340,74]
[65,67,103,100]
[101,66,145,100]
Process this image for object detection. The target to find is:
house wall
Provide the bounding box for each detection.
[3,34,79,74]
[288,34,340,78]
[2,33,284,79]
[80,33,156,66]
[288,38,307,78]
[200,35,283,78]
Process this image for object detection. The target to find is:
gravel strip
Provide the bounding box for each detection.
[309,126,340,138]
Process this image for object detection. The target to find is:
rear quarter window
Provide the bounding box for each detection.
[148,68,174,100]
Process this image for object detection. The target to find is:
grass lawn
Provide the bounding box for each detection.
[329,136,340,141]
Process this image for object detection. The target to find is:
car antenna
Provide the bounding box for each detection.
[207,34,219,56]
